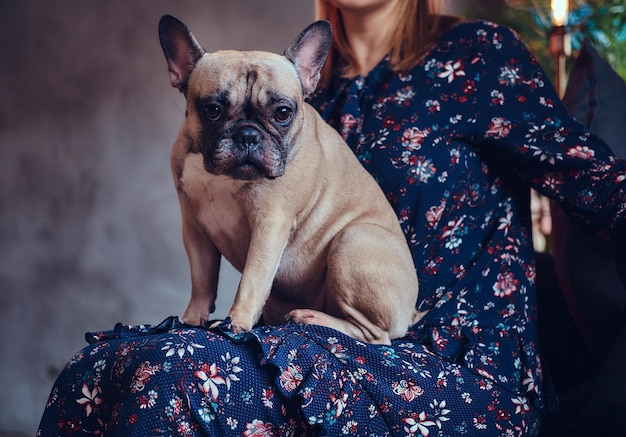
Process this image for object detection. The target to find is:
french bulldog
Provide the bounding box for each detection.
[158,15,424,344]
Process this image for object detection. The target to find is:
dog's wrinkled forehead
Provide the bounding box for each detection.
[189,50,302,105]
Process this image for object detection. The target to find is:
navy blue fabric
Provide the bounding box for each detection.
[38,21,626,436]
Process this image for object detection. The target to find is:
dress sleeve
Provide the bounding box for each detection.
[447,22,626,243]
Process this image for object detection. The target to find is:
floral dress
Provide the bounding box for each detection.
[38,20,625,436]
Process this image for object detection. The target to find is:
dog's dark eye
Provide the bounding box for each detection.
[274,106,293,123]
[204,104,222,121]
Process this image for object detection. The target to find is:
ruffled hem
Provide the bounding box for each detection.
[85,315,190,343]
[82,317,546,435]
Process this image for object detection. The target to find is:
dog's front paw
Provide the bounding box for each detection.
[183,301,215,326]
[228,318,253,335]
[182,311,208,327]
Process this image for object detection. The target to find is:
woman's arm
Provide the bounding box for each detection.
[445,21,626,242]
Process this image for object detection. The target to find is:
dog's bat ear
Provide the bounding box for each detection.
[284,20,332,97]
[158,15,205,94]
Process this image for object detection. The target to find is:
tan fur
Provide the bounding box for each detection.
[162,18,424,344]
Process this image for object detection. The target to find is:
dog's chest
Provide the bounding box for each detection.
[179,153,249,265]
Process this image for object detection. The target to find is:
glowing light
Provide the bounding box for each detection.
[551,0,569,26]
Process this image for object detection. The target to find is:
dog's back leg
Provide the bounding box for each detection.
[286,307,392,344]
[287,223,419,344]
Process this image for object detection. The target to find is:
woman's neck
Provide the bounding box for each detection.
[340,2,399,77]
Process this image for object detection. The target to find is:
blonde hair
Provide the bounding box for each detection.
[314,0,457,86]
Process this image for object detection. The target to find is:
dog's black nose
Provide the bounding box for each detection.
[234,126,261,149]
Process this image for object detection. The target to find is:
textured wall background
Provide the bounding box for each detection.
[0,1,311,432]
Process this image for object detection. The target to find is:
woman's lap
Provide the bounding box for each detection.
[38,317,540,436]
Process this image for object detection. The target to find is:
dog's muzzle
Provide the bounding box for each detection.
[209,125,285,181]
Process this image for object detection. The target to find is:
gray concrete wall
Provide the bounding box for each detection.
[0,1,311,433]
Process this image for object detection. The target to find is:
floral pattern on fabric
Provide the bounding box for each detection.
[40,317,541,436]
[308,18,625,413]
[38,20,626,436]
